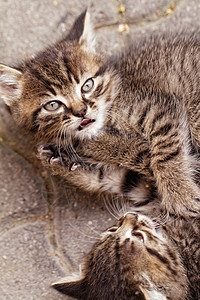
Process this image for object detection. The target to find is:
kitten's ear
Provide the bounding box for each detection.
[51,273,88,299]
[68,10,96,52]
[0,64,22,106]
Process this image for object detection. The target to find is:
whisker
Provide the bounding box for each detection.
[58,124,66,160]
[120,196,129,216]
[153,212,168,226]
[111,196,119,218]
[104,197,119,220]
[86,224,101,237]
[68,129,81,163]
[115,196,122,218]
[106,112,127,136]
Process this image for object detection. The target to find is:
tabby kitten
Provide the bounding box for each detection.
[1,11,200,217]
[51,211,200,300]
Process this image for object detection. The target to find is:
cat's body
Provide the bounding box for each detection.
[0,11,200,217]
[68,31,200,217]
[0,11,200,300]
[52,211,200,300]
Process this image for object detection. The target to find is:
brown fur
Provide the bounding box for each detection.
[1,12,200,217]
[1,11,200,300]
[52,212,200,300]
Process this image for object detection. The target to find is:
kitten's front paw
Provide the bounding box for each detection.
[162,185,200,218]
[37,145,81,172]
[182,197,200,218]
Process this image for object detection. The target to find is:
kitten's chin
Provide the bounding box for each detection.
[75,115,105,140]
[75,121,101,140]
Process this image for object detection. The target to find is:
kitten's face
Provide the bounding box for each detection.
[0,11,118,143]
[53,213,187,300]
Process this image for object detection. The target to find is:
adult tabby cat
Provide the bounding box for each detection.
[52,211,200,300]
[0,11,200,217]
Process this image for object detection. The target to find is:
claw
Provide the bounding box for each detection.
[41,149,53,155]
[37,144,82,170]
[37,145,53,156]
[70,163,81,171]
[50,156,63,165]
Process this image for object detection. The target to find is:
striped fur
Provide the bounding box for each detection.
[0,11,200,299]
[0,12,200,217]
[52,212,200,300]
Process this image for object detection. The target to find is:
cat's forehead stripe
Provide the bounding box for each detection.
[146,247,178,277]
[63,57,80,84]
[30,107,41,132]
[28,65,58,96]
[146,247,169,265]
[95,65,108,77]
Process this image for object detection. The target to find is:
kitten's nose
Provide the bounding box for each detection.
[123,213,138,225]
[73,105,87,117]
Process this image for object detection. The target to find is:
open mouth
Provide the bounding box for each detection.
[79,118,95,130]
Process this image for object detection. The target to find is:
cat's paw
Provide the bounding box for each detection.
[181,198,200,218]
[37,145,81,172]
[162,185,200,218]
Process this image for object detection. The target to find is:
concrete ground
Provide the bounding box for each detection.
[0,0,200,299]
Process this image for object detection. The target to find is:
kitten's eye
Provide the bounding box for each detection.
[132,232,144,243]
[81,78,94,93]
[44,101,61,111]
[107,226,118,233]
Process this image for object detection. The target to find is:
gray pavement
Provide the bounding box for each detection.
[0,0,200,299]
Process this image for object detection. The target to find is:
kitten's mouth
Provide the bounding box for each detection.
[79,118,95,130]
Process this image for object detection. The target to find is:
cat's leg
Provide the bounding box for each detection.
[37,144,126,195]
[147,101,200,217]
[38,145,156,206]
[75,129,152,177]
[150,148,200,217]
[74,117,200,217]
